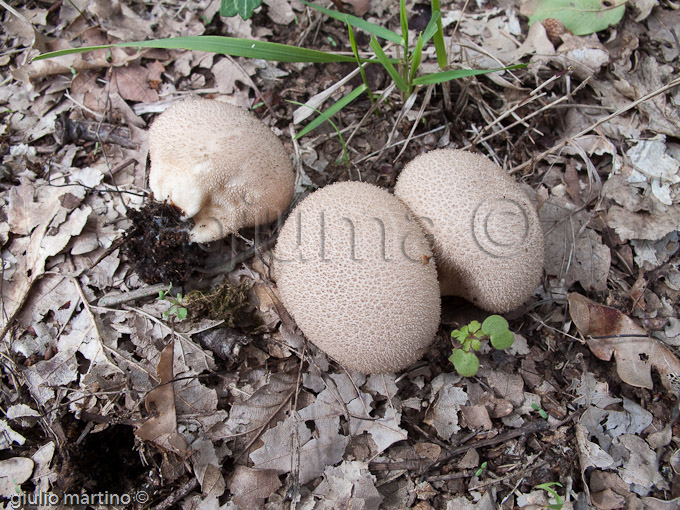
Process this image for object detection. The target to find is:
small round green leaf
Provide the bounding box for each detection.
[490,330,514,350]
[449,349,480,377]
[482,315,509,336]
[468,321,481,334]
[470,339,482,351]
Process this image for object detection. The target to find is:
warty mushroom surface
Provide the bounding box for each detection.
[394,149,544,313]
[273,181,441,374]
[148,98,295,243]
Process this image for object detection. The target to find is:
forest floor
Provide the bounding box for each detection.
[1,0,680,509]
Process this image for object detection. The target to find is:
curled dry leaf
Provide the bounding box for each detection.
[568,293,680,392]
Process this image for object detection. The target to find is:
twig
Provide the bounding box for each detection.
[121,305,215,369]
[98,283,169,307]
[471,69,575,144]
[450,0,471,40]
[88,234,130,272]
[152,477,199,510]
[0,0,29,23]
[394,84,435,163]
[466,79,590,150]
[468,458,547,491]
[355,125,446,164]
[369,419,550,473]
[194,230,279,276]
[510,75,680,174]
[235,390,296,460]
[288,343,307,510]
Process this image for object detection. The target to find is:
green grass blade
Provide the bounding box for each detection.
[348,24,375,103]
[294,83,367,139]
[289,101,350,165]
[412,64,527,85]
[409,34,424,85]
[301,0,404,45]
[369,37,409,94]
[32,36,359,63]
[422,11,441,44]
[399,0,409,50]
[431,0,447,68]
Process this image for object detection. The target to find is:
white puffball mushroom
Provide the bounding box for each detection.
[148,99,295,243]
[273,181,441,374]
[394,149,544,313]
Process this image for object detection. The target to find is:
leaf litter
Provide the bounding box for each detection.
[1,0,680,508]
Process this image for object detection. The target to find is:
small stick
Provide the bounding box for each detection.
[152,477,199,510]
[97,283,169,307]
[510,75,680,174]
[368,419,549,472]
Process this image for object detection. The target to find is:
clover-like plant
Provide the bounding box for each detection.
[449,315,514,377]
[157,284,188,321]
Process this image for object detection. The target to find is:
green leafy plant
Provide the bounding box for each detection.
[33,0,524,148]
[521,0,626,36]
[531,403,549,419]
[449,315,514,377]
[534,482,564,510]
[157,284,188,321]
[301,0,524,100]
[475,460,488,477]
[220,0,262,20]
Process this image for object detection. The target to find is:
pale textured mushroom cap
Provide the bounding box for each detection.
[274,181,441,374]
[394,149,544,313]
[148,99,295,243]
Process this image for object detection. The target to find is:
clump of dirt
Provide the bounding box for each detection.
[123,200,205,284]
[183,280,251,326]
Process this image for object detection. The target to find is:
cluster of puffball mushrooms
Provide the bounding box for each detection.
[148,99,544,374]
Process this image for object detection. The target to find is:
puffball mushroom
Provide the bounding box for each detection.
[394,149,544,313]
[273,181,441,374]
[148,99,295,243]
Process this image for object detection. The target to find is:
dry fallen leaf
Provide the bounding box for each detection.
[606,205,680,243]
[625,135,679,206]
[540,196,611,292]
[136,341,189,455]
[228,465,282,510]
[0,457,34,497]
[190,439,226,500]
[568,293,680,392]
[249,412,349,485]
[424,373,468,441]
[224,372,296,452]
[616,434,668,496]
[312,460,383,510]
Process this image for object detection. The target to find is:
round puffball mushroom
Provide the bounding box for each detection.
[148,99,295,243]
[394,149,544,313]
[273,181,441,374]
